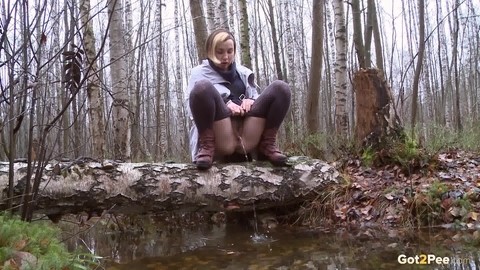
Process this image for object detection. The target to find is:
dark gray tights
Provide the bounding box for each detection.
[189,79,291,133]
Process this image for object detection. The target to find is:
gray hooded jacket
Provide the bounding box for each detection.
[185,60,259,161]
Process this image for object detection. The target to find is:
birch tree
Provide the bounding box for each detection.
[206,0,217,32]
[155,1,167,160]
[238,0,252,69]
[333,0,348,135]
[174,0,187,157]
[80,0,106,159]
[216,0,229,30]
[283,1,300,138]
[107,0,131,160]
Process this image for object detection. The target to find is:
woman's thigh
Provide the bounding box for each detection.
[213,117,237,156]
[239,116,265,152]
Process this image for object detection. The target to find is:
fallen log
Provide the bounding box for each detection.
[0,157,342,216]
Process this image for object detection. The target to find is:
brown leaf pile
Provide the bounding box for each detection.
[303,150,480,230]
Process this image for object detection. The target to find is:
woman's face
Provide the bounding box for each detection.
[214,39,235,71]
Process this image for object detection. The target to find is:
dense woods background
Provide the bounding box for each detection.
[1,0,479,164]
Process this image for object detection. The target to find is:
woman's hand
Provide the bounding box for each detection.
[241,99,255,113]
[227,101,245,116]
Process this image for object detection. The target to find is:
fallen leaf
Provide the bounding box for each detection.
[361,205,372,215]
[452,233,462,242]
[467,212,478,221]
[384,193,394,200]
[441,198,453,210]
[449,207,462,217]
[387,243,398,248]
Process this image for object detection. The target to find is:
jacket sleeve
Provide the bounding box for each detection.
[247,73,260,100]
[185,67,203,120]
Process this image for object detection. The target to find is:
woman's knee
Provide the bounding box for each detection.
[189,79,215,99]
[270,80,291,99]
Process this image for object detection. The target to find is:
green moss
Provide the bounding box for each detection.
[361,146,375,167]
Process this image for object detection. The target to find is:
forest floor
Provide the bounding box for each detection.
[299,149,480,235]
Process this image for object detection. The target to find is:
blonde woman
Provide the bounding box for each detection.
[186,29,291,170]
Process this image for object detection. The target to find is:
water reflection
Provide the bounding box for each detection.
[63,218,480,269]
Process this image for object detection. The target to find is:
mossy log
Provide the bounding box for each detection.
[354,68,403,146]
[0,158,341,216]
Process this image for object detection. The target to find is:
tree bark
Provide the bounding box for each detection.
[238,0,252,69]
[0,159,341,216]
[155,1,167,161]
[370,0,384,71]
[267,0,283,81]
[216,0,229,30]
[108,0,131,161]
[190,0,208,63]
[206,0,216,32]
[410,0,425,133]
[333,0,348,136]
[306,0,324,136]
[80,0,106,160]
[354,69,402,145]
[352,0,366,68]
[174,1,187,158]
[451,0,462,131]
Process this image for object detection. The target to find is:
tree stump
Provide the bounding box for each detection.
[353,68,403,146]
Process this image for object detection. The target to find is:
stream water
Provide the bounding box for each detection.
[63,216,480,270]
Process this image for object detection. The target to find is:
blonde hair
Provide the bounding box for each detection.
[205,29,236,64]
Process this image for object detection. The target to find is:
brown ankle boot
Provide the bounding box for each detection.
[258,128,288,166]
[196,129,215,169]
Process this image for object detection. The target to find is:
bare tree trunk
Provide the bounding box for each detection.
[61,0,72,158]
[190,0,208,62]
[255,1,270,87]
[451,0,462,131]
[19,0,36,221]
[410,0,426,133]
[163,59,172,158]
[352,0,366,68]
[216,0,229,30]
[155,1,167,160]
[283,1,299,140]
[371,0,384,71]
[125,0,143,161]
[228,0,235,33]
[174,0,187,159]
[324,1,334,132]
[206,0,216,32]
[306,0,324,137]
[108,0,131,161]
[267,0,283,80]
[333,0,348,136]
[67,0,82,159]
[364,0,374,68]
[238,0,252,69]
[80,0,106,160]
[435,0,449,126]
